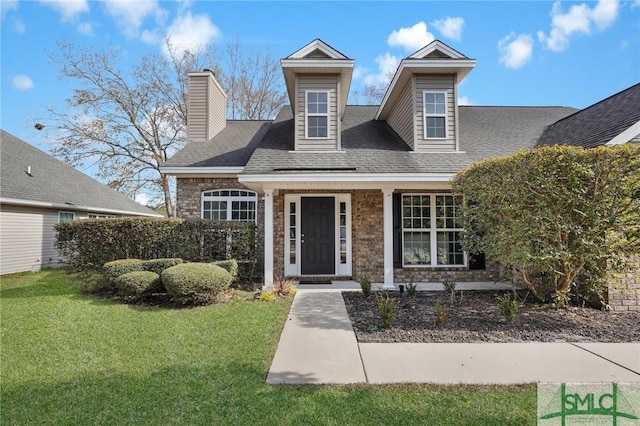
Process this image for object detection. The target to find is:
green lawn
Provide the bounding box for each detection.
[1,270,536,425]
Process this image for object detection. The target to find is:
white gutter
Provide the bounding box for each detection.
[239,172,456,183]
[0,197,163,217]
[160,166,244,175]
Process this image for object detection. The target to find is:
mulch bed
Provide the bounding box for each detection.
[342,290,640,343]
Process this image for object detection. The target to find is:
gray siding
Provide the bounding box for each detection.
[0,206,60,274]
[187,73,226,143]
[414,74,457,152]
[295,74,339,151]
[387,79,415,149]
[0,205,125,275]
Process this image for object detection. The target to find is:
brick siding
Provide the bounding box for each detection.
[175,177,265,269]
[607,255,640,311]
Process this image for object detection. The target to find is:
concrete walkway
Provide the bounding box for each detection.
[267,288,640,385]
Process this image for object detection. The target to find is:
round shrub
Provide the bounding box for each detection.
[162,263,232,305]
[143,258,184,275]
[102,259,145,290]
[115,271,161,299]
[212,259,239,283]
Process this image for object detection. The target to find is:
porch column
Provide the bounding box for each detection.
[264,188,274,287]
[382,188,395,289]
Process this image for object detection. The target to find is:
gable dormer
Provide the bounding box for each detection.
[376,40,476,152]
[281,39,354,151]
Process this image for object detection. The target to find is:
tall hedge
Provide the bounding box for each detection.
[56,218,260,281]
[452,144,640,305]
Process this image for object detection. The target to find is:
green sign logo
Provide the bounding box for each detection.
[538,383,640,425]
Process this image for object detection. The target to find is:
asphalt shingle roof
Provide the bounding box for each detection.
[537,83,640,148]
[162,105,577,175]
[0,129,159,216]
[240,105,576,175]
[162,121,271,167]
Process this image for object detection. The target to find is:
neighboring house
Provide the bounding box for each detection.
[0,130,162,274]
[161,39,640,291]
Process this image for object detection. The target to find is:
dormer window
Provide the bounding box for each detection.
[424,91,447,139]
[306,91,329,138]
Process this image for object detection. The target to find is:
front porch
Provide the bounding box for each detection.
[252,183,499,288]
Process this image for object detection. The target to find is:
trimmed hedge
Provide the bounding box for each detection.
[162,263,232,305]
[212,259,238,282]
[56,218,260,282]
[103,259,145,290]
[115,271,161,299]
[143,258,184,275]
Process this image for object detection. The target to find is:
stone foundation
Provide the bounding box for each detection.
[607,255,640,311]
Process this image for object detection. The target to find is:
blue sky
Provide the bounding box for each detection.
[1,0,639,195]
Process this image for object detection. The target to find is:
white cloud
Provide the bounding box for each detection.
[387,22,435,52]
[13,74,34,91]
[77,22,93,35]
[431,17,465,41]
[135,193,149,206]
[352,66,367,80]
[633,0,640,9]
[163,12,220,57]
[141,29,161,44]
[458,96,474,106]
[591,0,618,30]
[364,53,400,87]
[39,0,89,22]
[1,0,18,17]
[13,18,25,33]
[537,0,619,52]
[498,32,534,69]
[103,0,165,38]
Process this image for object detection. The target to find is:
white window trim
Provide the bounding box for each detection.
[305,90,330,140]
[201,189,258,223]
[423,90,448,140]
[58,211,75,222]
[88,214,114,219]
[284,194,351,276]
[401,193,466,268]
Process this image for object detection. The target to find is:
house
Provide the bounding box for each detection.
[0,130,162,275]
[161,39,640,293]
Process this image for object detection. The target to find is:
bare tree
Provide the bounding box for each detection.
[45,38,285,216]
[222,37,287,120]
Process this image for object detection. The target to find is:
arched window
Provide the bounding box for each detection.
[201,189,257,222]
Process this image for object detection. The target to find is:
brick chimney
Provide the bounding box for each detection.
[187,69,227,143]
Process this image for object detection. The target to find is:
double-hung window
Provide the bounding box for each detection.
[202,190,257,222]
[58,211,75,222]
[306,91,328,138]
[402,194,464,266]
[423,91,447,139]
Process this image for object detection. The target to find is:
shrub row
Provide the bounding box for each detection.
[104,258,235,305]
[56,218,260,283]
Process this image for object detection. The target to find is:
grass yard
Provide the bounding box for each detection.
[1,270,536,425]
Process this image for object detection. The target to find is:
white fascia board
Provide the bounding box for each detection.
[606,120,640,146]
[160,166,244,175]
[0,197,162,217]
[409,41,468,59]
[239,172,455,183]
[281,59,355,69]
[376,59,476,120]
[287,40,349,59]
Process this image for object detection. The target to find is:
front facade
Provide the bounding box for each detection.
[0,130,161,274]
[162,39,640,290]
